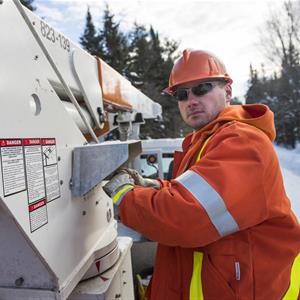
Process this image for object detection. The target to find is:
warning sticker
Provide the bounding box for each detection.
[24,139,46,204]
[0,139,26,197]
[0,137,60,232]
[42,138,57,166]
[44,164,60,202]
[28,198,48,232]
[42,138,60,202]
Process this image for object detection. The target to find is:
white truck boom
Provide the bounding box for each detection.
[0,1,162,299]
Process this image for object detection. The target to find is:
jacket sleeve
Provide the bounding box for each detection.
[119,123,285,248]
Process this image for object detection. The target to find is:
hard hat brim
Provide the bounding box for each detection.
[163,76,233,96]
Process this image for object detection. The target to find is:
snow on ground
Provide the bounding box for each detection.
[275,144,300,220]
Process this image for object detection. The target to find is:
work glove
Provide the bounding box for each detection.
[124,168,160,190]
[103,170,134,199]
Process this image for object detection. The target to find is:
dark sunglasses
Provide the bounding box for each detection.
[173,82,216,101]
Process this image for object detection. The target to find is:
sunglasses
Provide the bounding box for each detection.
[173,82,217,101]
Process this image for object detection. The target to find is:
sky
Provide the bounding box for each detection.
[34,0,286,101]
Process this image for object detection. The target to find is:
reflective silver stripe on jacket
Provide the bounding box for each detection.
[175,170,239,236]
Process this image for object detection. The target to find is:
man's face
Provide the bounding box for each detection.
[176,80,232,130]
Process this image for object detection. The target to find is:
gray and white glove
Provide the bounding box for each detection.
[103,170,134,199]
[124,168,160,190]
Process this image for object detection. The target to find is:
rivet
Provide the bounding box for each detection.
[15,277,24,287]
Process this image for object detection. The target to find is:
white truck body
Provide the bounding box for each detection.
[0,1,161,299]
[137,138,183,180]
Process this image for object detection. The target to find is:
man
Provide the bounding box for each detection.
[104,49,300,300]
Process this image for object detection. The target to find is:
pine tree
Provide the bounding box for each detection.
[248,0,300,148]
[126,23,150,86]
[153,36,190,139]
[147,27,164,82]
[20,0,35,11]
[245,64,298,148]
[79,7,103,57]
[245,64,266,104]
[127,23,187,138]
[98,5,129,73]
[231,97,242,105]
[84,6,183,138]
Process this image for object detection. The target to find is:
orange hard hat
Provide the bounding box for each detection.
[164,49,233,95]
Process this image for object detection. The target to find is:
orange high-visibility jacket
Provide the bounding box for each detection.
[118,104,300,300]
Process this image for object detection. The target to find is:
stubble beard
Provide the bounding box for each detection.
[187,109,220,131]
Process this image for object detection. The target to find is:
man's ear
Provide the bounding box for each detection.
[225,84,232,103]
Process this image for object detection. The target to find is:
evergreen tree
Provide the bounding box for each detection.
[245,65,298,148]
[80,6,183,139]
[231,97,242,105]
[124,22,186,138]
[147,27,164,82]
[245,64,266,104]
[126,23,151,86]
[98,5,129,73]
[79,7,103,57]
[153,36,190,139]
[21,0,35,11]
[245,0,300,148]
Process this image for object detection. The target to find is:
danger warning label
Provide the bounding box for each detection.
[0,139,26,196]
[0,137,61,232]
[24,138,46,204]
[28,198,48,232]
[42,138,60,202]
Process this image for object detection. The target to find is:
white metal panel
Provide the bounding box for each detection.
[69,237,134,300]
[141,138,183,153]
[0,201,56,289]
[0,287,58,300]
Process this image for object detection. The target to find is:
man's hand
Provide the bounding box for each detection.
[124,168,160,190]
[103,171,134,198]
